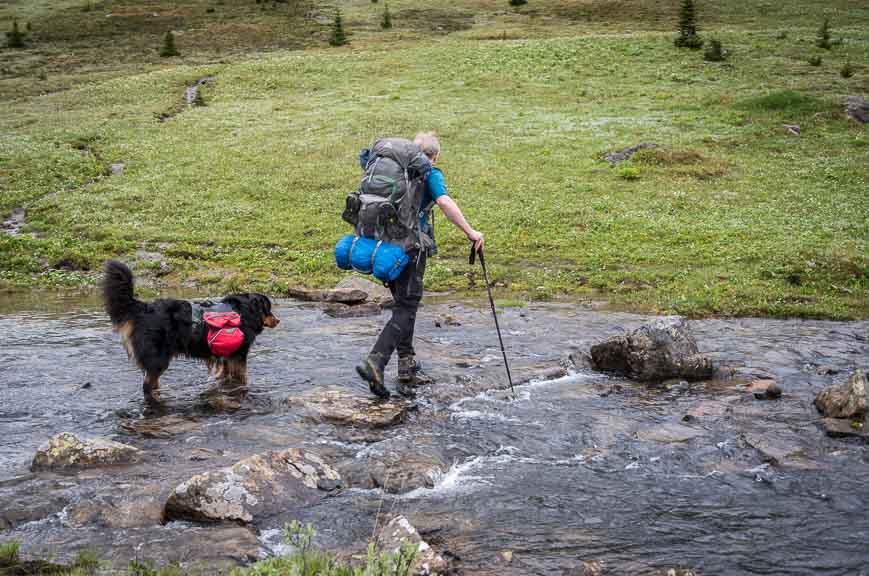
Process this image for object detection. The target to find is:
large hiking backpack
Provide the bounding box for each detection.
[342,138,433,252]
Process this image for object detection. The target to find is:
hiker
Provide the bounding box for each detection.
[355,132,484,398]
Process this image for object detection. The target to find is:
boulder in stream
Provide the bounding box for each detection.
[378,515,448,575]
[334,275,394,307]
[589,316,715,382]
[814,369,867,419]
[339,436,448,494]
[164,448,341,524]
[286,387,414,429]
[31,432,141,471]
[818,418,869,442]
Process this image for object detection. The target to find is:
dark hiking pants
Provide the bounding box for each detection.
[370,250,427,370]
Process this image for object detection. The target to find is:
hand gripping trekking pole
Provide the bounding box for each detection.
[470,244,515,399]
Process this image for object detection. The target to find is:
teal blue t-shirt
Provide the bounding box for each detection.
[421,166,448,254]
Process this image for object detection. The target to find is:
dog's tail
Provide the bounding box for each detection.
[102,260,138,325]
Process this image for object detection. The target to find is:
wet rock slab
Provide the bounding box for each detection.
[31,432,141,471]
[64,486,166,528]
[637,422,705,443]
[742,432,809,466]
[334,275,394,307]
[378,515,448,575]
[590,316,715,382]
[814,369,867,419]
[286,387,414,429]
[119,415,202,438]
[164,448,341,524]
[819,418,869,442]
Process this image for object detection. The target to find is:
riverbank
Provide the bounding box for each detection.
[2,1,867,319]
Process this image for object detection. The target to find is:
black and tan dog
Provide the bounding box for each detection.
[102,260,279,401]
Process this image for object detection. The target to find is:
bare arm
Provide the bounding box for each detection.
[436,195,484,252]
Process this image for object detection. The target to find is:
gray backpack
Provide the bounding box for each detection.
[342,138,433,252]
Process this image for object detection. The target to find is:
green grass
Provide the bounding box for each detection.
[1,1,867,318]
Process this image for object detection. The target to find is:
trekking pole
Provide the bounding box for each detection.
[470,244,515,399]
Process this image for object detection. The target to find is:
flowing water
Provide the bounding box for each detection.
[1,293,868,575]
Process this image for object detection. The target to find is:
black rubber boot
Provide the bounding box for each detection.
[356,355,389,399]
[397,355,419,384]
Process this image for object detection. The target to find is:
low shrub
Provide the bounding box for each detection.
[840,62,854,78]
[808,55,822,66]
[704,39,726,62]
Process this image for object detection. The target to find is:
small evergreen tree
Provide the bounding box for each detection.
[816,18,831,49]
[381,2,392,29]
[509,0,528,6]
[704,38,726,62]
[329,9,348,46]
[160,30,180,57]
[674,0,703,49]
[6,20,26,49]
[840,62,854,79]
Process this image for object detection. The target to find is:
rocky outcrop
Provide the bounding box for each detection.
[589,317,715,382]
[164,448,341,524]
[378,515,448,575]
[604,142,658,165]
[814,369,867,419]
[31,433,141,471]
[845,96,869,124]
[286,388,414,429]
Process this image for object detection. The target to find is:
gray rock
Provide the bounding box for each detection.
[814,369,867,419]
[119,415,202,438]
[378,515,448,575]
[845,96,869,124]
[323,301,382,318]
[285,287,369,304]
[743,432,805,465]
[164,448,341,524]
[604,142,658,165]
[31,432,141,471]
[64,486,165,528]
[335,275,394,307]
[589,316,715,382]
[286,387,414,429]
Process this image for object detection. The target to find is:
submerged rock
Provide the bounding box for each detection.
[743,432,806,466]
[637,422,705,443]
[119,415,202,438]
[335,275,394,307]
[339,437,447,494]
[286,387,414,429]
[818,418,869,442]
[814,369,867,419]
[378,515,448,575]
[64,486,165,529]
[164,448,341,524]
[285,287,369,304]
[589,316,715,382]
[31,432,141,471]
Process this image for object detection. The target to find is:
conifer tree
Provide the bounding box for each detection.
[6,20,26,49]
[381,2,392,29]
[816,18,832,49]
[509,0,528,6]
[329,9,348,46]
[674,0,703,49]
[160,30,180,57]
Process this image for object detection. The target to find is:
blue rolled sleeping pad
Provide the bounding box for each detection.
[335,235,409,283]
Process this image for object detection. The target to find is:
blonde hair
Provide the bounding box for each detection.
[414,132,440,160]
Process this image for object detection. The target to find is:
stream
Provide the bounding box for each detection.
[1,293,867,575]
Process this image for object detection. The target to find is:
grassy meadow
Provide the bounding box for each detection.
[1,0,867,318]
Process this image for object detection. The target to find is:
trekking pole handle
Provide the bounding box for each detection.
[469,243,484,267]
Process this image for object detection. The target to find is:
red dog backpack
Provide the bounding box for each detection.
[203,311,244,357]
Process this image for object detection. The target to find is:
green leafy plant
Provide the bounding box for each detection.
[618,165,641,180]
[674,0,703,49]
[840,61,854,78]
[5,20,26,49]
[816,18,831,49]
[381,2,392,29]
[159,31,180,57]
[704,38,726,61]
[329,9,348,46]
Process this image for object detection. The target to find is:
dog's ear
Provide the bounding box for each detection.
[254,294,279,328]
